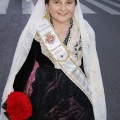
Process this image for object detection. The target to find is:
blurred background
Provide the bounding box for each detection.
[0,0,120,119]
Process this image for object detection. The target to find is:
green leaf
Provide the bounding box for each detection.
[4,112,10,120]
[2,102,7,110]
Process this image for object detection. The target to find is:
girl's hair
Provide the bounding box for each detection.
[45,0,77,5]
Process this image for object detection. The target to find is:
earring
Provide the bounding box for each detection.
[44,9,50,20]
[72,15,74,20]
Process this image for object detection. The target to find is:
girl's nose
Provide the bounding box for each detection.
[61,4,66,11]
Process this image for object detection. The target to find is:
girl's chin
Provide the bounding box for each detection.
[53,18,71,23]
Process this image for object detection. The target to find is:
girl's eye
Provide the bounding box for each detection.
[54,1,59,4]
[67,2,72,4]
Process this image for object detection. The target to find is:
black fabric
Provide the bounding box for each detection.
[13,39,94,120]
[13,39,54,91]
[29,65,94,120]
[13,39,85,91]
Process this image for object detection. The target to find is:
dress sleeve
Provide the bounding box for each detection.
[13,39,54,92]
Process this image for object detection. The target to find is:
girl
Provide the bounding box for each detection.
[0,0,106,119]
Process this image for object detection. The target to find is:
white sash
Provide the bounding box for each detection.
[36,18,92,102]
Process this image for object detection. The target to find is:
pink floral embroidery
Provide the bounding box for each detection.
[24,61,39,96]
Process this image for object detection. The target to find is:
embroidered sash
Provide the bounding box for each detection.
[36,18,92,102]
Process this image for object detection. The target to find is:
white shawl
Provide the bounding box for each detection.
[0,0,107,119]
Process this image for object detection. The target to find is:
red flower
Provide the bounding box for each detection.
[6,92,32,120]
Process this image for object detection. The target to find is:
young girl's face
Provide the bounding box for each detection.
[46,0,76,23]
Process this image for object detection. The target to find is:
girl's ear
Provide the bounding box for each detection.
[45,4,49,11]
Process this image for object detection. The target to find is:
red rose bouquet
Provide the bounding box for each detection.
[2,92,32,120]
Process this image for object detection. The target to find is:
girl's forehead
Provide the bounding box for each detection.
[51,0,75,1]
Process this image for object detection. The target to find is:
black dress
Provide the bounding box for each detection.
[13,39,95,120]
[30,66,95,120]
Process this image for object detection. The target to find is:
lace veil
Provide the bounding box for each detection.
[0,0,107,119]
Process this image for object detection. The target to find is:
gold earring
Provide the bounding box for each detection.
[72,15,74,20]
[44,9,50,20]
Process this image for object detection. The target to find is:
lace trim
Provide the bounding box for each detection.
[66,18,83,66]
[35,18,83,68]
